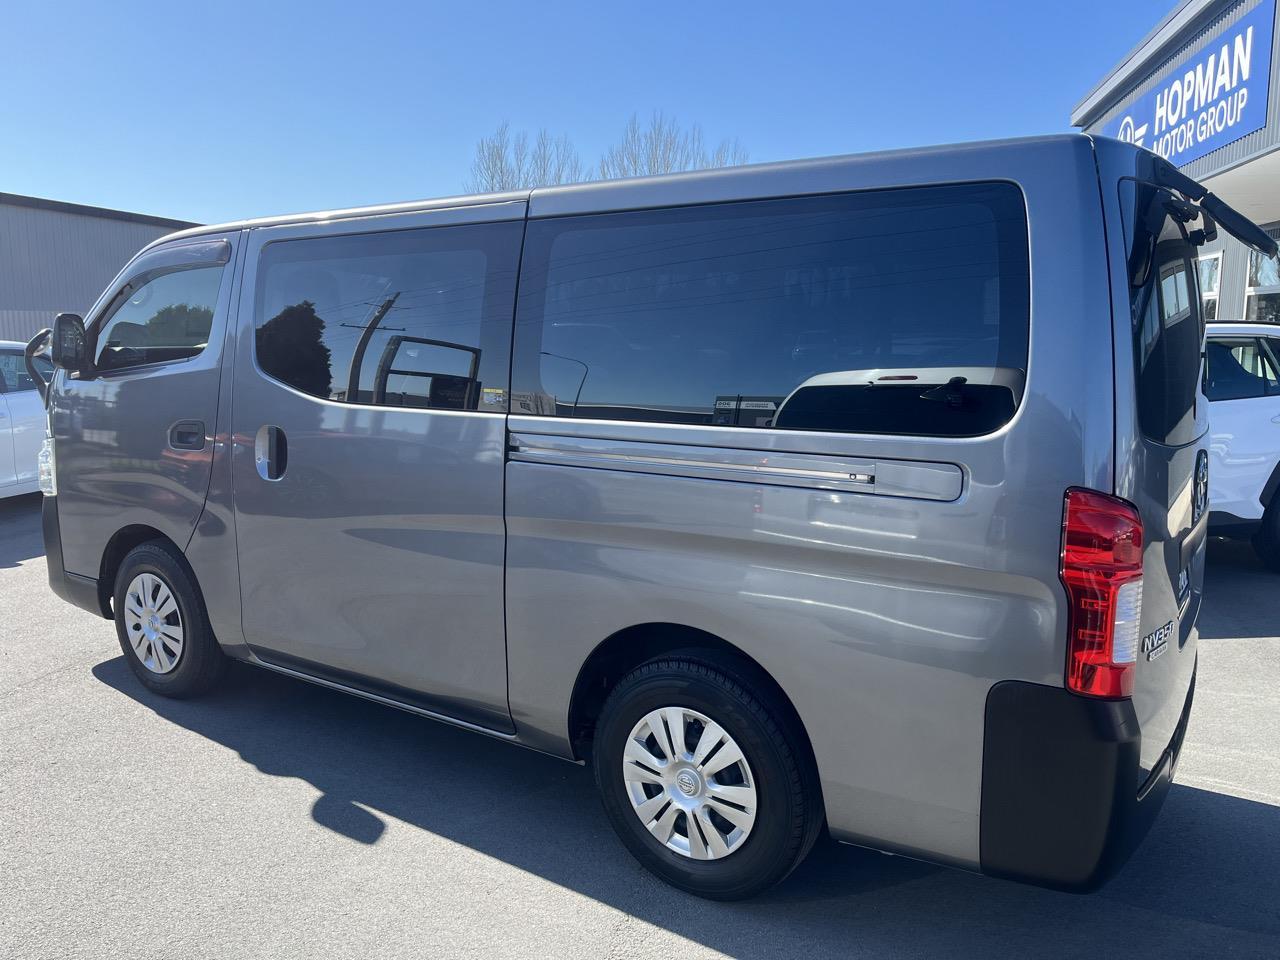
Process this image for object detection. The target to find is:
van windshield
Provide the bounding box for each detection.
[1121,179,1205,448]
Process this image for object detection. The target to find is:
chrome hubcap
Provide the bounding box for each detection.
[123,573,184,674]
[622,706,758,860]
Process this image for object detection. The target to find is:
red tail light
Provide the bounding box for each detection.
[1060,489,1144,699]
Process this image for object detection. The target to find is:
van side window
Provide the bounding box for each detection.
[1204,338,1280,401]
[511,183,1029,436]
[253,221,522,411]
[94,267,225,372]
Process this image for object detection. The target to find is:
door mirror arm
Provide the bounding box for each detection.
[24,328,53,404]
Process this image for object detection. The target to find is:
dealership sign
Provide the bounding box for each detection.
[1105,0,1275,166]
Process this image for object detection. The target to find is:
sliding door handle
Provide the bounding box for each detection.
[254,424,288,481]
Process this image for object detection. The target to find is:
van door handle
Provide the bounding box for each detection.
[254,424,288,481]
[168,420,206,451]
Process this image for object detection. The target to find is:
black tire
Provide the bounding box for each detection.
[593,655,823,900]
[1253,497,1280,571]
[112,540,225,698]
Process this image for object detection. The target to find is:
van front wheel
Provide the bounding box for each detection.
[113,541,225,698]
[593,656,822,899]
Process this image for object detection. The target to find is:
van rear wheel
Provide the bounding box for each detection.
[592,656,822,900]
[113,541,225,698]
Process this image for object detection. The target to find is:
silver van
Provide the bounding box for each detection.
[28,135,1271,900]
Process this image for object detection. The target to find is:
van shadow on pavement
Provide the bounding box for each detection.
[0,492,44,569]
[93,645,1280,958]
[1201,536,1279,639]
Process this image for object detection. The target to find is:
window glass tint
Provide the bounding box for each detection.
[1197,254,1221,319]
[254,221,522,410]
[1245,247,1280,322]
[1122,179,1205,447]
[0,350,51,392]
[1248,248,1280,288]
[1197,254,1221,297]
[512,183,1029,436]
[94,266,224,371]
[1245,291,1280,323]
[1204,338,1279,401]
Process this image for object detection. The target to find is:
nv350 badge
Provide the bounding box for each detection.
[1143,620,1175,662]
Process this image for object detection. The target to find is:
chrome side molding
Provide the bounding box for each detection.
[509,433,963,501]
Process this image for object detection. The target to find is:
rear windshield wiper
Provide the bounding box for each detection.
[1152,156,1278,258]
[920,376,969,408]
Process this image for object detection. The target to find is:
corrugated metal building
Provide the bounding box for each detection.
[1074,0,1280,322]
[1,193,196,342]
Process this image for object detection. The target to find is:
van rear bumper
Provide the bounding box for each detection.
[42,496,105,618]
[979,673,1195,891]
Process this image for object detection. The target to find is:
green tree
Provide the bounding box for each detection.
[256,301,333,398]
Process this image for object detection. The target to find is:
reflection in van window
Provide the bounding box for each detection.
[254,221,523,410]
[95,266,224,371]
[512,183,1030,436]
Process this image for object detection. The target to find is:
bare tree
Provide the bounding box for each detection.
[466,115,748,192]
[597,112,748,180]
[466,122,585,193]
[526,129,585,188]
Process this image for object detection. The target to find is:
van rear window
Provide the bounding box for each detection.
[511,183,1030,436]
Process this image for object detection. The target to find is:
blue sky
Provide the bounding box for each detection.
[1,0,1174,224]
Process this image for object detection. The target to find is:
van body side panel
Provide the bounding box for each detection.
[505,137,1116,866]
[50,232,240,581]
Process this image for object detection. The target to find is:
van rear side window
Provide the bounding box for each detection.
[1122,179,1205,447]
[512,183,1030,436]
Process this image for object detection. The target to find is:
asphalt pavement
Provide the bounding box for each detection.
[2,491,1278,959]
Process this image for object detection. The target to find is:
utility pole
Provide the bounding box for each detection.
[344,292,400,403]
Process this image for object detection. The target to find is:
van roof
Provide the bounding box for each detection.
[139,134,1099,254]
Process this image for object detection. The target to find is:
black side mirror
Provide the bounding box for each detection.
[51,313,91,379]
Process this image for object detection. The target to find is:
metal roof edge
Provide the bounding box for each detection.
[1071,0,1234,128]
[0,192,198,230]
[159,134,1091,242]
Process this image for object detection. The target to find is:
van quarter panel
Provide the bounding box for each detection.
[1092,139,1206,781]
[504,136,1116,867]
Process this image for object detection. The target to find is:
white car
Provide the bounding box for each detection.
[0,339,50,499]
[1204,321,1280,568]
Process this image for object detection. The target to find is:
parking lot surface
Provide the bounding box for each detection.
[2,491,1278,959]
